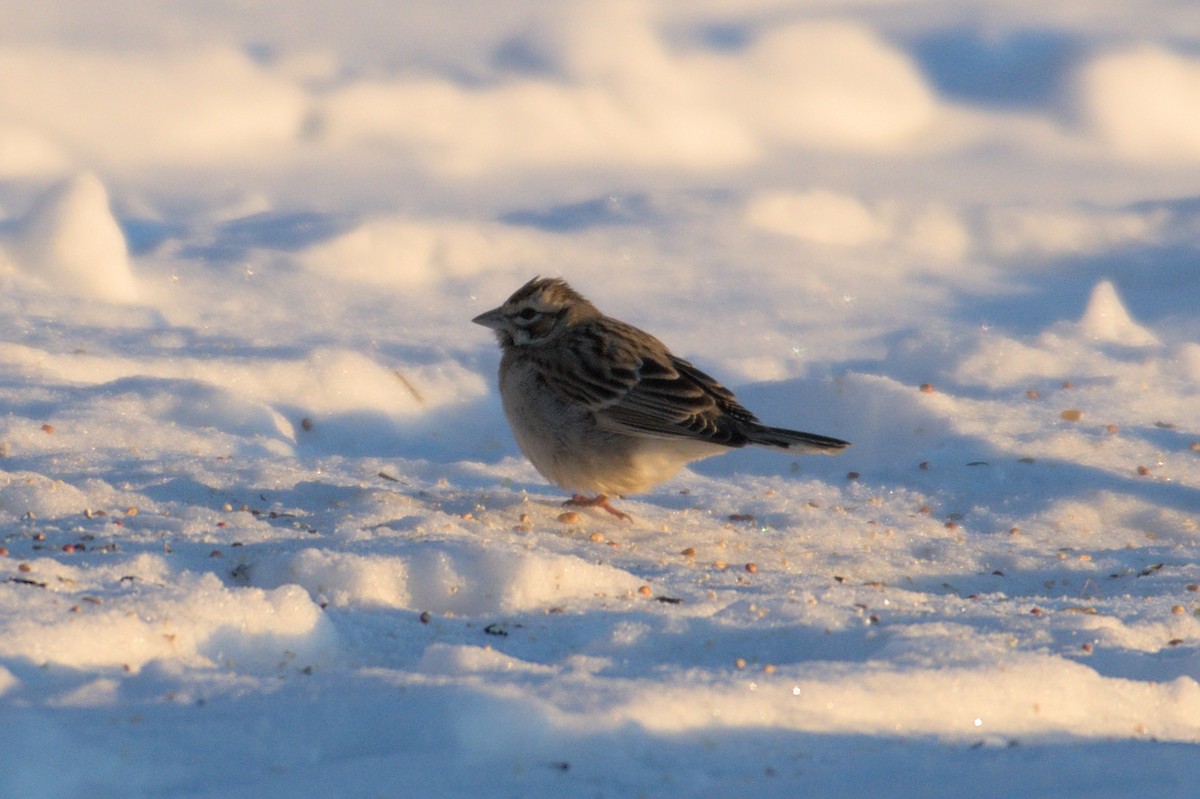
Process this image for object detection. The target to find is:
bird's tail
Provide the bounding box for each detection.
[746,425,850,453]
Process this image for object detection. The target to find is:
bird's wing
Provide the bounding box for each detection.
[536,320,758,446]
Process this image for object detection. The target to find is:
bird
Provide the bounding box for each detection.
[472,277,849,520]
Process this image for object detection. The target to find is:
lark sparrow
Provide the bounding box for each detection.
[473,277,849,519]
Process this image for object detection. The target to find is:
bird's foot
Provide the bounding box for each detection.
[564,494,632,522]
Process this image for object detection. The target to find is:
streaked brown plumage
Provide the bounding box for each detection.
[473,277,848,518]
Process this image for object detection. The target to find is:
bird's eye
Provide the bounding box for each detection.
[517,308,539,321]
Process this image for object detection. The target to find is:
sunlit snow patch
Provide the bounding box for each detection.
[1077,279,1159,346]
[4,173,138,303]
[0,556,335,672]
[262,542,644,615]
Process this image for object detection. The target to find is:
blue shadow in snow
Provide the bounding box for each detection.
[491,36,557,76]
[177,211,351,262]
[951,244,1200,340]
[910,28,1082,110]
[120,211,350,260]
[500,194,655,232]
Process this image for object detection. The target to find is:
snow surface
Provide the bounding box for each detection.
[1,2,1198,797]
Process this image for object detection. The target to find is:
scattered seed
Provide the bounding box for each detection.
[0,547,7,557]
[745,562,758,574]
[1030,607,1044,616]
[638,585,652,597]
[847,471,860,480]
[1060,409,1083,422]
[41,424,54,434]
[1008,527,1021,536]
[1172,605,1185,615]
[918,461,930,470]
[1081,643,1093,653]
[62,544,75,553]
[557,511,581,524]
[728,513,755,522]
[712,560,727,570]
[419,611,431,624]
[763,664,777,674]
[1168,638,1184,647]
[1191,442,1200,452]
[919,383,934,393]
[1186,584,1199,593]
[680,547,696,558]
[18,563,31,573]
[519,513,531,524]
[1062,381,1073,389]
[1026,389,1039,399]
[300,417,314,431]
[945,521,959,530]
[209,550,223,558]
[734,658,746,669]
[1106,424,1119,434]
[589,531,604,543]
[1137,465,1150,476]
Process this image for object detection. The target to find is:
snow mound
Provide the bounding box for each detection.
[0,559,335,671]
[318,16,936,174]
[618,655,1200,742]
[744,189,890,247]
[265,543,645,615]
[743,189,970,259]
[985,205,1163,257]
[716,22,938,152]
[1077,43,1200,162]
[418,643,555,676]
[301,218,553,286]
[0,342,467,423]
[0,471,90,519]
[6,173,139,303]
[0,46,306,167]
[1077,280,1159,346]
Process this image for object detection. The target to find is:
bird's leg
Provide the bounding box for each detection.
[564,494,632,522]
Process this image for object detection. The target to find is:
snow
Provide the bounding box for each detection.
[4,173,139,303]
[1,3,1198,797]
[1077,43,1200,163]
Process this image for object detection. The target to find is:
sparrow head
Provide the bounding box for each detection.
[472,276,599,347]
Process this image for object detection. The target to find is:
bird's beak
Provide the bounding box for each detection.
[472,307,505,329]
